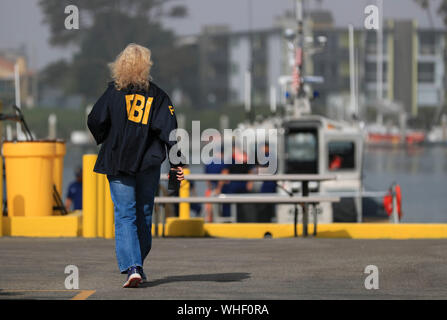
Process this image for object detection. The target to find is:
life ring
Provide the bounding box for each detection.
[383,184,402,219]
[395,184,402,219]
[383,192,393,216]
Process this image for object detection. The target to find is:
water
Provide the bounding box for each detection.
[62,144,447,223]
[363,145,447,223]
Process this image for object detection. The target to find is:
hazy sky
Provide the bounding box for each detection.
[0,0,444,70]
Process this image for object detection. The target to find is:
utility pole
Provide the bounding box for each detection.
[294,0,310,236]
[349,24,356,119]
[376,0,384,125]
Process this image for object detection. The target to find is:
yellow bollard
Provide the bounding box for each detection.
[104,178,114,239]
[179,168,190,219]
[82,154,97,237]
[97,173,105,237]
[0,156,2,236]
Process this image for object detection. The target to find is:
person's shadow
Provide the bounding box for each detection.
[140,272,251,288]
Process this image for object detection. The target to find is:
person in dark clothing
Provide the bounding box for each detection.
[215,146,255,217]
[259,143,276,193]
[204,150,225,221]
[257,143,276,222]
[65,167,83,211]
[87,43,184,288]
[189,181,202,217]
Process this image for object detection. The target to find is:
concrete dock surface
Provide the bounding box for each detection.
[0,237,446,300]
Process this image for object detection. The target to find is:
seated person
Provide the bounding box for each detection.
[65,168,83,211]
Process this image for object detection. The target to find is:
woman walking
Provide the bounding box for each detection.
[87,43,184,288]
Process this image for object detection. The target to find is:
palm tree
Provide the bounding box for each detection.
[414,0,434,28]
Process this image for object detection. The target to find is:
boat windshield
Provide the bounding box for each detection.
[286,132,317,161]
[285,129,318,173]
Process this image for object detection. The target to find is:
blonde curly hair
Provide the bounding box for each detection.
[109,43,153,91]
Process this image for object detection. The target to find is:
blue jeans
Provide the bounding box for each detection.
[107,165,161,274]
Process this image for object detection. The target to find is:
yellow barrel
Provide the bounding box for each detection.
[97,173,105,237]
[53,140,66,198]
[82,154,97,237]
[3,141,55,217]
[0,102,2,235]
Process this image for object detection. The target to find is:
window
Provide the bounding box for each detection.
[285,129,318,174]
[253,35,264,50]
[339,32,360,48]
[340,62,350,77]
[231,62,239,75]
[419,34,436,55]
[365,62,387,82]
[365,31,388,54]
[314,62,324,76]
[230,89,239,101]
[287,132,317,161]
[418,62,435,83]
[328,141,355,171]
[230,37,240,48]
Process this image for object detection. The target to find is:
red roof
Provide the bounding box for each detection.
[0,56,15,72]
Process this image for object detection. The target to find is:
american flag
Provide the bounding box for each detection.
[292,47,302,94]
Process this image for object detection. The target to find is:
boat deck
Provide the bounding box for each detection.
[0,237,446,299]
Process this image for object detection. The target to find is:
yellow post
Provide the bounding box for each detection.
[179,168,190,219]
[82,154,97,237]
[104,179,114,239]
[0,156,2,237]
[97,173,105,237]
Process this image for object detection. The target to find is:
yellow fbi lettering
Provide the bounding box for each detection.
[125,94,153,125]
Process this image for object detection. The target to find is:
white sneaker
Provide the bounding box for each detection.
[123,267,142,288]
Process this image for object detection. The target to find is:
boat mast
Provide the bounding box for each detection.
[294,0,303,98]
[292,0,311,116]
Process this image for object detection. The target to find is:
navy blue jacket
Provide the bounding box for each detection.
[87,81,180,175]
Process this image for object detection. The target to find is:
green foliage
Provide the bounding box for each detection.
[17,104,274,142]
[20,107,85,140]
[438,1,447,26]
[414,0,446,27]
[39,0,190,103]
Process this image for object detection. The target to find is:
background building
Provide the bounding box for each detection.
[188,10,446,126]
[0,48,34,108]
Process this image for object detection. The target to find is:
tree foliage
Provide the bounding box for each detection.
[39,0,190,103]
[414,0,447,27]
[438,0,447,26]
